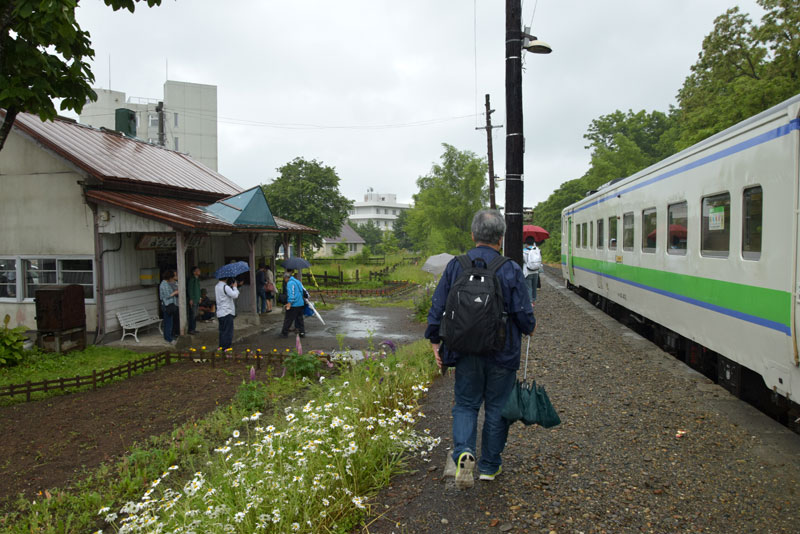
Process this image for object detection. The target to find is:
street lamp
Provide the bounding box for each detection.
[504,1,551,266]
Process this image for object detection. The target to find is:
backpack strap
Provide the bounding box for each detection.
[456,255,473,271]
[486,255,510,274]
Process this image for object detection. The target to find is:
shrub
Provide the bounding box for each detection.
[283,350,320,379]
[0,314,28,367]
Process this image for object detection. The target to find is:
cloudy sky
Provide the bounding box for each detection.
[70,0,764,208]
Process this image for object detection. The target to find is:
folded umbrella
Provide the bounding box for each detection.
[304,299,325,325]
[214,261,250,279]
[502,335,561,427]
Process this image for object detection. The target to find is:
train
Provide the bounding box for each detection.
[561,93,800,426]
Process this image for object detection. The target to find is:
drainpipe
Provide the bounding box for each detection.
[90,204,106,344]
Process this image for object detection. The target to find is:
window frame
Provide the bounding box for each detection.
[701,192,731,258]
[622,212,634,251]
[596,218,604,249]
[0,255,96,303]
[742,185,762,261]
[608,216,617,250]
[667,201,688,256]
[642,207,657,254]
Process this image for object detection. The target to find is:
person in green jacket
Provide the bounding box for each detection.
[187,266,202,335]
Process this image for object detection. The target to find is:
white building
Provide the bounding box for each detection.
[79,80,218,171]
[347,190,410,230]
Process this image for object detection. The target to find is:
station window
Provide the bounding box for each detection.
[0,258,16,298]
[742,186,762,260]
[589,221,594,249]
[608,216,617,250]
[701,192,730,257]
[622,212,634,251]
[642,207,657,253]
[667,202,687,255]
[596,219,604,249]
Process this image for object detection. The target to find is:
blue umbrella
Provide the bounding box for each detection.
[214,261,250,279]
[282,257,311,271]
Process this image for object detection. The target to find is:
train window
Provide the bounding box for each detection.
[667,202,688,255]
[582,223,588,248]
[576,222,581,248]
[608,216,617,250]
[623,212,634,251]
[742,186,762,260]
[701,192,730,257]
[642,208,657,253]
[589,221,594,249]
[597,219,604,249]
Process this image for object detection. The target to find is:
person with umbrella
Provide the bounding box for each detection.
[280,270,307,338]
[214,261,248,350]
[425,209,535,489]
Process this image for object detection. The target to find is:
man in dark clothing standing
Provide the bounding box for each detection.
[425,209,535,489]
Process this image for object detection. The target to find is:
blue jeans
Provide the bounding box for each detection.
[257,287,268,313]
[218,314,234,350]
[525,272,539,302]
[451,353,517,475]
[162,304,176,342]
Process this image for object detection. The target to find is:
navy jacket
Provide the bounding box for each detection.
[425,246,535,370]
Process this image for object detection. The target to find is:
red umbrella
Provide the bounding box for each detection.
[523,225,550,242]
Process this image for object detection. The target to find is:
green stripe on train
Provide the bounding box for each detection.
[567,255,791,327]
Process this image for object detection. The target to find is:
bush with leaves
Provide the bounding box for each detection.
[0,314,28,367]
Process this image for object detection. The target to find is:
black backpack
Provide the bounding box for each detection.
[439,254,510,355]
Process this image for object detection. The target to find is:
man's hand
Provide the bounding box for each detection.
[431,343,442,370]
[285,303,291,311]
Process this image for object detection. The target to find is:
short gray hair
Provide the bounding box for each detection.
[471,209,506,244]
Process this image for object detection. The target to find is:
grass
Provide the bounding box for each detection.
[0,346,155,406]
[2,340,439,534]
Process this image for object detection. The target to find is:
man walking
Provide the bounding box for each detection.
[280,270,306,338]
[425,209,535,489]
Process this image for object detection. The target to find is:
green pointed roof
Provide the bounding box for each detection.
[203,187,277,227]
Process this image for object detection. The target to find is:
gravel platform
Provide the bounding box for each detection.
[360,269,800,534]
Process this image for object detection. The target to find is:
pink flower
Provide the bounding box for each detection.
[249,366,256,381]
[295,334,303,355]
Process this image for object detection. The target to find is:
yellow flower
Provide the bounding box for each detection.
[201,346,206,350]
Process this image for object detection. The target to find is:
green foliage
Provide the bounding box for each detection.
[393,209,414,250]
[0,314,27,367]
[0,0,162,151]
[332,242,348,257]
[406,144,487,254]
[413,289,433,322]
[351,220,383,249]
[381,230,400,255]
[283,350,320,379]
[262,158,353,247]
[234,380,270,413]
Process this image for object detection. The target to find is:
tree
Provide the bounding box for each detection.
[676,2,800,148]
[380,230,399,255]
[332,242,348,257]
[351,220,383,250]
[0,0,162,152]
[392,209,414,250]
[406,144,487,254]
[262,158,353,248]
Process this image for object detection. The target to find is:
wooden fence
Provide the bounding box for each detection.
[0,350,281,402]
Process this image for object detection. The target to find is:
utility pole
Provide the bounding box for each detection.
[504,0,524,266]
[156,101,166,147]
[475,94,503,209]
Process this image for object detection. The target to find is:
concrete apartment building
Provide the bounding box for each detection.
[79,80,218,171]
[347,190,410,230]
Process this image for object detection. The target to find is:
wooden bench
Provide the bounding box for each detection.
[116,307,162,342]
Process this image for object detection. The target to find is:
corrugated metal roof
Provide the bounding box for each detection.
[86,190,317,233]
[10,111,241,196]
[322,223,366,244]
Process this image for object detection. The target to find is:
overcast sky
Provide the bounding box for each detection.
[69,0,764,208]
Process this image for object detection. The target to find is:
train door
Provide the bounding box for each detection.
[567,215,575,283]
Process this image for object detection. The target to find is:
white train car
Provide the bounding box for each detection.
[561,94,800,414]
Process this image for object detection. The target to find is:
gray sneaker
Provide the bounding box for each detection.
[455,451,475,489]
[444,453,456,477]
